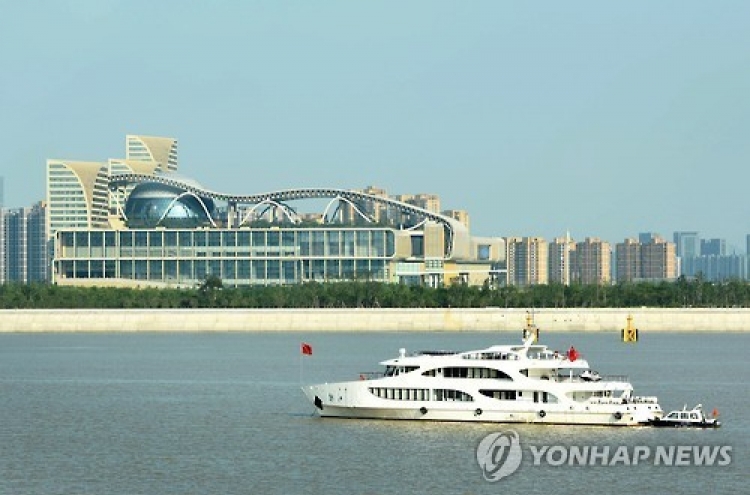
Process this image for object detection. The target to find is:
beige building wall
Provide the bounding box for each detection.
[423,221,445,259]
[126,135,178,172]
[47,160,110,238]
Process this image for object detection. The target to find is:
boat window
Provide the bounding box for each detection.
[690,413,699,420]
[479,390,517,401]
[666,412,678,419]
[680,413,689,420]
[440,367,513,380]
[433,389,474,402]
[369,387,430,401]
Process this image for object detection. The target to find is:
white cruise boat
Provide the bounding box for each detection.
[302,335,663,426]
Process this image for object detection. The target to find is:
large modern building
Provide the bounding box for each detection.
[52,164,506,288]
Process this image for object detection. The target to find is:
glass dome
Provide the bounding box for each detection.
[124,182,215,228]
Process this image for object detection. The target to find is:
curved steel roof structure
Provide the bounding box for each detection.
[110,173,470,257]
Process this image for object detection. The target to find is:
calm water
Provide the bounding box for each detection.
[0,331,746,495]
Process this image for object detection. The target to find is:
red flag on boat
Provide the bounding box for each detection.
[301,343,313,356]
[568,346,579,362]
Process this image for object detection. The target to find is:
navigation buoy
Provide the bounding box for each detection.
[621,314,639,343]
[524,311,540,343]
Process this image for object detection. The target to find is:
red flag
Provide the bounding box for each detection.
[301,343,313,356]
[568,346,579,362]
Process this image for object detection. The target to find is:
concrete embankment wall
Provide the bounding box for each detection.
[0,308,749,332]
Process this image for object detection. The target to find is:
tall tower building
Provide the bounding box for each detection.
[673,231,700,258]
[701,238,726,256]
[126,135,178,172]
[46,160,110,238]
[639,232,659,244]
[549,234,575,285]
[0,202,48,283]
[507,237,548,286]
[571,237,611,285]
[0,210,5,282]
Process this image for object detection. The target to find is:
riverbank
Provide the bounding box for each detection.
[1,308,749,332]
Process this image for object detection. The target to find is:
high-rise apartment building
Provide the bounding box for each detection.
[571,237,611,284]
[616,236,676,282]
[126,135,178,172]
[507,236,548,286]
[0,202,48,283]
[615,238,641,283]
[548,235,575,285]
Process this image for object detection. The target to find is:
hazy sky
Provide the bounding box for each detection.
[2,1,749,251]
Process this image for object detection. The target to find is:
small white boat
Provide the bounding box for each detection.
[648,404,721,428]
[302,334,663,426]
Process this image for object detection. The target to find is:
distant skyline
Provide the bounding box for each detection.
[2,1,749,251]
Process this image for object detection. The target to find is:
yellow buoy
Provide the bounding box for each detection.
[523,311,540,343]
[622,314,638,343]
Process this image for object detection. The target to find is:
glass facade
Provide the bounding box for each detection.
[55,228,396,287]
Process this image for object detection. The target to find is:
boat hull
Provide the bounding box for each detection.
[648,419,721,428]
[302,384,659,427]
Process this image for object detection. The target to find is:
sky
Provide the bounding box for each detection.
[1,1,749,251]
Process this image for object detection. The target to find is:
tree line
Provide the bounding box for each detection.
[1,276,750,309]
